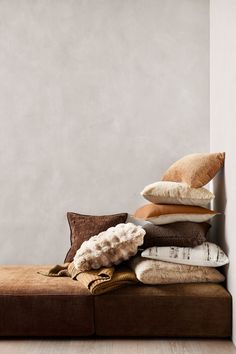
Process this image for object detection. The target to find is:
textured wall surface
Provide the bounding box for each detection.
[210,0,236,344]
[0,0,209,263]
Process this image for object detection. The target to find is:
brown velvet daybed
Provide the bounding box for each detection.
[0,265,231,337]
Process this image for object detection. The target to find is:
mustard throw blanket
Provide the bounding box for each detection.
[39,262,137,295]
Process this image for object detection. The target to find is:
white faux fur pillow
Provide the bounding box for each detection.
[73,223,145,271]
[129,256,225,285]
[141,181,214,207]
[141,242,229,267]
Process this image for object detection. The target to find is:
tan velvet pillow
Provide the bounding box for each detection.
[129,256,225,285]
[65,212,128,262]
[134,203,218,225]
[162,152,225,188]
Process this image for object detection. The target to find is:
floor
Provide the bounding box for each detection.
[0,339,235,354]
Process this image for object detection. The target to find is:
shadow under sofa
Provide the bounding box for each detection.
[0,265,232,338]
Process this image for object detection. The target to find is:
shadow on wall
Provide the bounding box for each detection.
[211,167,228,279]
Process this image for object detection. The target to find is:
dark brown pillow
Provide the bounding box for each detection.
[141,222,211,249]
[64,212,128,262]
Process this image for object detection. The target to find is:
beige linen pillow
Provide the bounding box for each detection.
[134,203,218,225]
[141,242,229,267]
[162,152,225,188]
[129,256,225,285]
[73,223,145,271]
[141,181,214,207]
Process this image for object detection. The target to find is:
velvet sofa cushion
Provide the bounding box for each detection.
[65,212,128,262]
[94,283,231,337]
[142,221,210,248]
[0,266,94,336]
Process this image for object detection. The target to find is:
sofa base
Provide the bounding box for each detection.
[95,283,232,337]
[0,266,232,337]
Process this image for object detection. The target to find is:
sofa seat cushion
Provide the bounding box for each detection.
[94,283,232,337]
[0,266,94,336]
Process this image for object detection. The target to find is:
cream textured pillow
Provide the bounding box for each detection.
[141,181,214,207]
[73,223,145,271]
[141,242,229,267]
[129,256,225,285]
[162,152,225,188]
[134,203,218,225]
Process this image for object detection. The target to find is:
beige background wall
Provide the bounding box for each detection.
[0,0,209,264]
[210,0,236,344]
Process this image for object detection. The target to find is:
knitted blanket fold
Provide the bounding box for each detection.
[38,262,138,295]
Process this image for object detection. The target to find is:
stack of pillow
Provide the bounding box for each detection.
[64,152,228,290]
[129,152,229,285]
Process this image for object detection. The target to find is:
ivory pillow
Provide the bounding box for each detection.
[73,223,145,271]
[129,256,225,285]
[141,242,229,267]
[134,203,218,225]
[162,152,225,188]
[141,181,214,207]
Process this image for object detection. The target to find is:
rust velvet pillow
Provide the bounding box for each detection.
[64,212,128,262]
[161,152,225,188]
[134,204,218,225]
